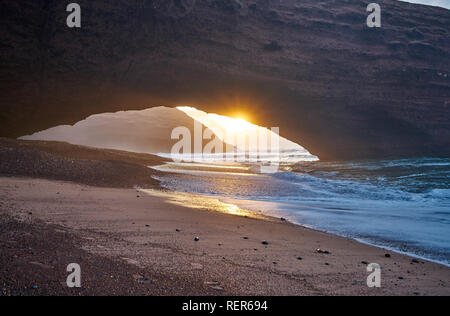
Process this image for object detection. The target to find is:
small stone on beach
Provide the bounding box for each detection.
[385,254,391,258]
[262,241,269,245]
[137,277,153,285]
[132,274,143,280]
[297,257,303,261]
[191,263,203,270]
[30,261,53,270]
[122,258,139,266]
[194,237,200,242]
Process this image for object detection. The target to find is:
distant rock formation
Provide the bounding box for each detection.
[20,106,319,163]
[20,107,203,154]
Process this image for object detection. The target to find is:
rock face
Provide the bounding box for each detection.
[1,0,449,160]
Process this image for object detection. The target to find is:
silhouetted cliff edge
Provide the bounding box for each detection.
[1,0,449,160]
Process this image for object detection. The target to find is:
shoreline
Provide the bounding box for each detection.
[220,195,450,269]
[150,162,450,269]
[1,139,449,295]
[201,197,450,268]
[225,196,450,269]
[2,176,449,295]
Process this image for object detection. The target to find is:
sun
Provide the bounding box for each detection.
[232,112,250,122]
[177,106,255,134]
[229,118,252,132]
[208,114,254,133]
[176,106,319,158]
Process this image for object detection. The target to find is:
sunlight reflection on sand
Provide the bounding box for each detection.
[140,189,266,219]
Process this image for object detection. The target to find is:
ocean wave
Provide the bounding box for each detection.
[153,157,450,265]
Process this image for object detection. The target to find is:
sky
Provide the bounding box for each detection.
[400,0,450,9]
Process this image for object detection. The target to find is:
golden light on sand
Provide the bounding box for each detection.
[140,189,264,219]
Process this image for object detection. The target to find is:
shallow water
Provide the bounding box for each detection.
[151,158,450,266]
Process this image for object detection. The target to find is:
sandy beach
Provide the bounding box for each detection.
[0,139,449,296]
[2,0,450,300]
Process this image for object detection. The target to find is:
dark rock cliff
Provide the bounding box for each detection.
[1,0,449,160]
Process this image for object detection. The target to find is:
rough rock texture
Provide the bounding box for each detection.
[1,0,449,160]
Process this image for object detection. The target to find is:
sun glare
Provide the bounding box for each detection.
[209,114,254,133]
[177,106,257,136]
[177,106,318,157]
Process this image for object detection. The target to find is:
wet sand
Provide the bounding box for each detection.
[1,177,449,296]
[0,139,449,295]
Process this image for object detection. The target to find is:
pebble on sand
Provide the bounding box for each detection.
[30,261,53,270]
[316,249,331,254]
[136,277,153,285]
[209,285,224,291]
[262,241,269,245]
[385,254,391,258]
[191,263,203,270]
[194,237,200,242]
